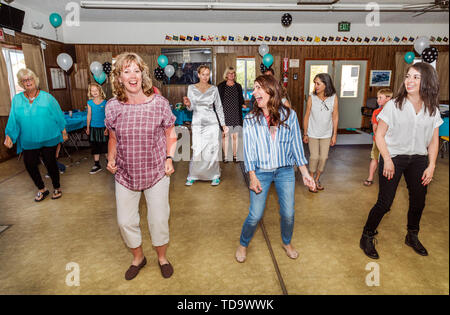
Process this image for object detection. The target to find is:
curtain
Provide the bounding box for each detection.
[88,51,113,99]
[22,43,48,92]
[215,53,237,85]
[0,52,12,116]
[437,51,449,101]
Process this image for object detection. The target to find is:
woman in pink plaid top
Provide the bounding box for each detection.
[105,52,177,280]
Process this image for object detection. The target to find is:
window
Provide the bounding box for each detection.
[2,47,25,99]
[340,65,360,98]
[236,58,255,100]
[309,65,329,95]
[160,48,212,85]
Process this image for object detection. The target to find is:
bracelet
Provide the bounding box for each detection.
[166,156,173,160]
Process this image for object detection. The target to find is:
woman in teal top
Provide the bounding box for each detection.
[4,68,67,201]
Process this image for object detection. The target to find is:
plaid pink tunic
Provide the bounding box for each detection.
[105,94,175,191]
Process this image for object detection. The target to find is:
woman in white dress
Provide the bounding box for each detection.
[183,65,229,186]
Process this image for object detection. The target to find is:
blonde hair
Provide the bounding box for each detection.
[87,83,106,100]
[110,52,154,102]
[17,68,40,89]
[223,66,236,81]
[377,88,393,98]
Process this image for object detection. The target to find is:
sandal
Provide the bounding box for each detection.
[309,187,318,193]
[35,190,49,202]
[282,244,299,259]
[315,180,324,191]
[51,189,62,200]
[364,179,373,186]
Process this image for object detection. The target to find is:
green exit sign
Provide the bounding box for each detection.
[338,21,351,32]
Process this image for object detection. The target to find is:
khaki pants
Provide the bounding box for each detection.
[308,137,331,173]
[115,176,170,248]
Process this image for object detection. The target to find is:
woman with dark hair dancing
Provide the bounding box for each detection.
[360,62,442,259]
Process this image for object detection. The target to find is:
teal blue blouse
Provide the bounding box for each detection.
[5,91,66,153]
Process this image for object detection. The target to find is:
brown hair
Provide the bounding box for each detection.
[110,52,154,103]
[249,75,291,128]
[87,83,106,100]
[313,73,336,97]
[377,88,393,98]
[394,62,440,116]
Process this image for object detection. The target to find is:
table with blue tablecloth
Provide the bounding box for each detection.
[172,109,193,125]
[63,111,88,156]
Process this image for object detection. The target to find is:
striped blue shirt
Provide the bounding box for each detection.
[243,109,308,172]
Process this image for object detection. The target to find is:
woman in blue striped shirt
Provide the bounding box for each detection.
[235,75,316,263]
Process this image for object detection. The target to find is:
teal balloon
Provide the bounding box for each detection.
[262,54,274,67]
[49,13,62,28]
[94,72,107,85]
[404,52,415,64]
[157,55,169,68]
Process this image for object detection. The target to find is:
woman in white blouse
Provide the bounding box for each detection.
[360,62,443,259]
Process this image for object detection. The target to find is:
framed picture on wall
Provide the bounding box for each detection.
[50,68,66,89]
[369,70,392,87]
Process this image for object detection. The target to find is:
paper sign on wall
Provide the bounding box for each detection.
[289,59,299,68]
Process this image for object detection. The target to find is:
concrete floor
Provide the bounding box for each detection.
[0,145,448,295]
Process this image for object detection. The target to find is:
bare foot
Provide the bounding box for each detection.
[235,245,247,263]
[282,243,299,259]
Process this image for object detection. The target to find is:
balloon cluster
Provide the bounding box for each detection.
[154,55,175,81]
[89,61,107,84]
[404,36,438,65]
[258,44,274,71]
[281,13,292,27]
[260,63,271,74]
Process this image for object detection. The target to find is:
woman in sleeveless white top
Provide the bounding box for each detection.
[303,73,339,192]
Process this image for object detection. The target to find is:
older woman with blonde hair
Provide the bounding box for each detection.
[217,66,245,163]
[105,52,177,280]
[4,68,67,201]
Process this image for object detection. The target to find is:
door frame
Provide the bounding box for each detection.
[300,58,371,130]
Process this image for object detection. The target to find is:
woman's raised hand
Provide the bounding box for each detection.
[183,96,191,108]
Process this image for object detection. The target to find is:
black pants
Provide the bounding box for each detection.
[363,155,428,233]
[23,146,60,190]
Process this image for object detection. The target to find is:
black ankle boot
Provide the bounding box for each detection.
[405,230,428,256]
[360,230,379,259]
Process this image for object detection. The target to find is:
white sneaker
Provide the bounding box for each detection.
[185,179,195,186]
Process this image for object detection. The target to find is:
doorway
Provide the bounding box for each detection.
[304,59,368,129]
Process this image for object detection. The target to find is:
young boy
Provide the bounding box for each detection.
[364,88,393,186]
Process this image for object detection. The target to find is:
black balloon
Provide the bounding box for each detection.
[260,63,273,74]
[421,47,438,63]
[154,66,165,81]
[102,62,112,75]
[281,13,292,27]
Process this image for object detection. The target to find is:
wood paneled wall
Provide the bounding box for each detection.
[0,31,75,162]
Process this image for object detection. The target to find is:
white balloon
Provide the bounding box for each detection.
[56,53,73,72]
[414,36,430,55]
[90,61,103,76]
[164,65,175,78]
[258,44,269,57]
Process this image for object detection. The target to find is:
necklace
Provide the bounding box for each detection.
[25,90,39,102]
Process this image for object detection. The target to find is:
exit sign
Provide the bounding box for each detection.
[338,21,351,32]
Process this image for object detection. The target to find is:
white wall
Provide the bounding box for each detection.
[62,21,449,45]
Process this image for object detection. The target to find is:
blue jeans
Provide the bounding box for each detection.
[239,166,296,247]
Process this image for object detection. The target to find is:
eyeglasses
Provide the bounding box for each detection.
[22,78,34,83]
[321,100,329,111]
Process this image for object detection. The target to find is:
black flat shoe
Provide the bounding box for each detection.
[34,190,49,202]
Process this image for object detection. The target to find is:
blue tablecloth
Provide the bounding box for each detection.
[439,117,449,137]
[64,111,87,132]
[172,109,193,125]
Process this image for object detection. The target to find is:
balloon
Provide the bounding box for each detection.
[281,13,292,27]
[172,62,179,70]
[260,63,269,74]
[164,65,175,78]
[404,52,415,64]
[56,53,73,71]
[414,36,430,55]
[421,47,438,63]
[102,62,112,75]
[154,67,165,81]
[49,13,62,28]
[90,61,103,77]
[157,55,169,68]
[94,72,107,85]
[258,44,269,57]
[262,54,274,67]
